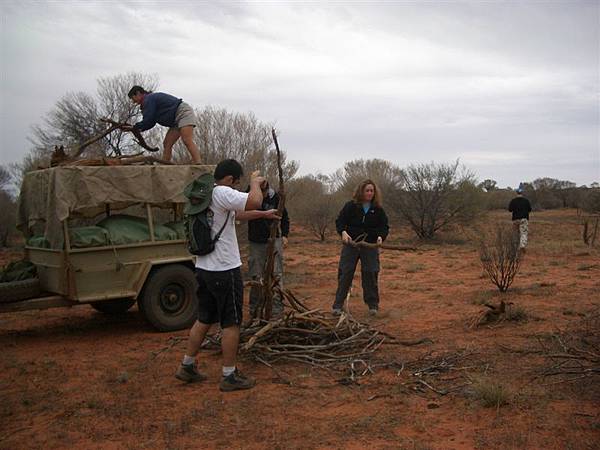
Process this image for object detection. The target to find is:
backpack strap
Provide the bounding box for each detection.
[212,211,231,243]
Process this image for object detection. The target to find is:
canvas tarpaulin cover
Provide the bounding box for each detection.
[17,165,213,249]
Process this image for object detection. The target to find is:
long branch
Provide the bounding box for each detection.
[99,118,160,153]
[71,123,120,158]
[255,129,286,320]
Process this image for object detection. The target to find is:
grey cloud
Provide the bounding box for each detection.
[0,1,598,188]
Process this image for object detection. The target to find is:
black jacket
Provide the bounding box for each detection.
[248,191,290,243]
[335,201,389,244]
[508,196,532,220]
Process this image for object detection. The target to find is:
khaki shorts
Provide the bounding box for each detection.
[172,102,197,129]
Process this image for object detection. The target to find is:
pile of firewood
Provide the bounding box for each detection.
[240,304,389,370]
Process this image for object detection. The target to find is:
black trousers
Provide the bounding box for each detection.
[332,245,380,310]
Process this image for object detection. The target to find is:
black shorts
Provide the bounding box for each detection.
[196,267,243,328]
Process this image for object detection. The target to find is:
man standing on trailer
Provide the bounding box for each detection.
[125,85,202,163]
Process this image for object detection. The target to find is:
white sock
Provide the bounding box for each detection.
[182,355,195,366]
[222,366,236,377]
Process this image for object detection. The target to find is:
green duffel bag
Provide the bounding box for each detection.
[97,214,178,245]
[26,235,50,248]
[27,226,109,249]
[164,221,186,240]
[69,226,110,248]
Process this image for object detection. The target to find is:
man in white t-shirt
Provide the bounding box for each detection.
[175,159,280,391]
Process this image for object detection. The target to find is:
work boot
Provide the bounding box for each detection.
[368,308,378,317]
[175,363,207,383]
[332,308,342,316]
[219,369,256,392]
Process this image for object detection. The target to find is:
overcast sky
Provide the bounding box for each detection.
[1,0,598,187]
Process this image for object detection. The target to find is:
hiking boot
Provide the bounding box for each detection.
[332,308,342,316]
[219,369,256,392]
[175,363,207,383]
[368,308,378,317]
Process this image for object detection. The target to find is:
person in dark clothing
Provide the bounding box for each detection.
[125,86,202,163]
[246,181,290,319]
[508,187,532,250]
[333,179,389,316]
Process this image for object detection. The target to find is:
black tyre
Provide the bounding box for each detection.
[139,264,198,331]
[91,298,136,314]
[0,278,40,303]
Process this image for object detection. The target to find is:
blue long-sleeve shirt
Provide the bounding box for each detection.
[133,92,182,131]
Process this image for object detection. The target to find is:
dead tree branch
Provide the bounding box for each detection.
[99,118,160,153]
[253,129,287,320]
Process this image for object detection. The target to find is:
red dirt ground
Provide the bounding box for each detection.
[1,209,598,449]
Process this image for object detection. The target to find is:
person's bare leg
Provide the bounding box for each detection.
[221,325,240,367]
[186,320,212,357]
[179,126,202,163]
[162,128,181,162]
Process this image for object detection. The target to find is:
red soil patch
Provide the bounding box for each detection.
[1,209,599,449]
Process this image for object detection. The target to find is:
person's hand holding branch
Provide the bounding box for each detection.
[341,231,352,244]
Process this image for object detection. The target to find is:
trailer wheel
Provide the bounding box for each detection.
[139,265,198,331]
[91,298,136,314]
[0,278,40,303]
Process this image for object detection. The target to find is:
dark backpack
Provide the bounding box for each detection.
[183,173,230,256]
[184,209,230,256]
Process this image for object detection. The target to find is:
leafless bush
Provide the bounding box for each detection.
[478,225,522,293]
[287,175,340,241]
[581,187,600,214]
[582,216,599,247]
[579,188,600,247]
[471,232,526,325]
[393,160,483,239]
[189,107,298,183]
[329,158,403,218]
[483,189,514,210]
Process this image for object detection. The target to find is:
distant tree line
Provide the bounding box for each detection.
[0,72,598,247]
[480,177,599,211]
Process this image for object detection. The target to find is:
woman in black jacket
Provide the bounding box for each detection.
[332,179,389,316]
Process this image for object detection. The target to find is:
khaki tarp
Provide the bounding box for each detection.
[17,165,213,249]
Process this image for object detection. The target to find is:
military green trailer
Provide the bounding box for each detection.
[0,164,213,331]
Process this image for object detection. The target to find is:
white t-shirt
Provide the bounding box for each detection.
[195,185,249,271]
